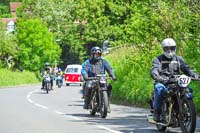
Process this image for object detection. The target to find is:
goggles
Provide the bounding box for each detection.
[163,46,176,51]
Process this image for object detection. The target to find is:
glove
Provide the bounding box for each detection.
[156,76,169,83]
[192,74,200,79]
[111,75,117,81]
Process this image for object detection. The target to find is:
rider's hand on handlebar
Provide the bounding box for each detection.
[192,74,200,80]
[157,76,169,83]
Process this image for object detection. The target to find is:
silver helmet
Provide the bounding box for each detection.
[161,38,176,59]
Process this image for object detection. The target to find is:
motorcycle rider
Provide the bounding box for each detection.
[41,62,54,90]
[151,38,200,122]
[56,67,63,85]
[81,46,117,111]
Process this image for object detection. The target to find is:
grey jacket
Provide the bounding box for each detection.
[151,54,197,81]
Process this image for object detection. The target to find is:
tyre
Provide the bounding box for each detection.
[45,82,49,94]
[90,92,97,116]
[58,81,61,88]
[99,91,108,118]
[180,98,196,133]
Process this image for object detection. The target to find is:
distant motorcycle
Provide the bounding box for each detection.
[87,74,109,118]
[56,75,63,88]
[43,73,52,93]
[147,74,199,133]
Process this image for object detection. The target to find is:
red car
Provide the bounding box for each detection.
[64,64,83,86]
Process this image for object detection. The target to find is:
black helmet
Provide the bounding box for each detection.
[91,46,102,54]
[91,46,102,60]
[45,62,50,67]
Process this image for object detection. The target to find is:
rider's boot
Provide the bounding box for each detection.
[107,91,112,113]
[41,80,45,89]
[153,109,161,122]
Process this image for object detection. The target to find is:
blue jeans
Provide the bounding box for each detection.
[153,83,193,110]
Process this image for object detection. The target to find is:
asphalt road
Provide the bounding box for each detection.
[0,84,199,133]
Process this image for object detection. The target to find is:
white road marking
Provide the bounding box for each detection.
[34,103,48,109]
[97,125,123,133]
[55,111,65,115]
[67,115,83,120]
[27,89,122,133]
[27,89,48,110]
[28,98,33,103]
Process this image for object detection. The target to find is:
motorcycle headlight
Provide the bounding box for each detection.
[99,76,106,84]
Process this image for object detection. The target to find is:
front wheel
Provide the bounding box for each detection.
[99,91,108,118]
[45,82,49,94]
[90,93,97,116]
[58,80,61,88]
[180,98,196,133]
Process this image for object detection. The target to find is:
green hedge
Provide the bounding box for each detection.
[0,68,40,87]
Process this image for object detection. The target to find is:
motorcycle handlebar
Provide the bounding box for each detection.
[85,75,110,81]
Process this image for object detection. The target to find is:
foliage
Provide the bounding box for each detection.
[0,24,19,69]
[106,41,161,106]
[17,0,86,67]
[16,18,61,70]
[0,4,12,18]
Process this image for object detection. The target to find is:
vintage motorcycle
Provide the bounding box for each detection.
[147,74,199,133]
[43,73,52,93]
[86,74,109,118]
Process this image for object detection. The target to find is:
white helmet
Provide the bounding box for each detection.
[161,38,176,59]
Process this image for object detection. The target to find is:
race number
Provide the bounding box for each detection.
[178,75,191,87]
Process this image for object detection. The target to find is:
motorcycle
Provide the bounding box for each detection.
[86,74,109,118]
[147,74,199,133]
[56,74,63,88]
[43,73,52,93]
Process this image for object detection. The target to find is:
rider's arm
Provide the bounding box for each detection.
[151,57,162,81]
[103,59,116,80]
[81,60,89,80]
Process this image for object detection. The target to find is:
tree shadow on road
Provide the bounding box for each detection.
[67,105,200,133]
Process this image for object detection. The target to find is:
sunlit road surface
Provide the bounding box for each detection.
[0,84,199,133]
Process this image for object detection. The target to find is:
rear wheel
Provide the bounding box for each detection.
[180,98,196,133]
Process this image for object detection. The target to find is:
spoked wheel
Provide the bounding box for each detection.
[90,93,97,116]
[99,91,108,118]
[180,98,196,133]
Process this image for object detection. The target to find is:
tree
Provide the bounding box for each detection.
[17,0,86,66]
[16,18,61,71]
[0,23,19,69]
